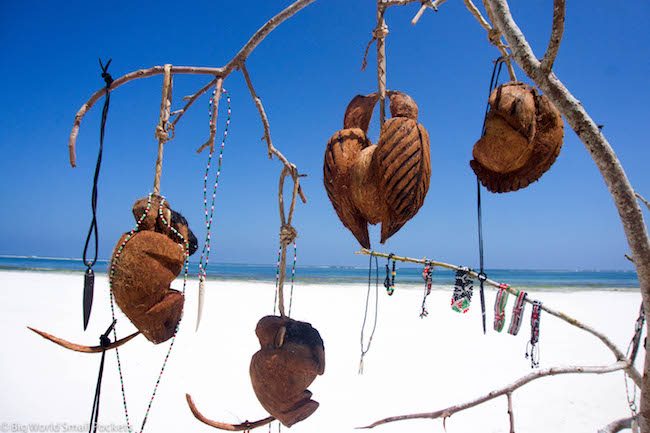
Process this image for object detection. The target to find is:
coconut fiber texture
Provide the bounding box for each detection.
[470,82,564,193]
[110,195,197,344]
[250,315,325,427]
[324,91,431,248]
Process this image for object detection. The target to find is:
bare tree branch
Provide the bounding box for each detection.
[170,77,219,128]
[540,0,566,72]
[68,0,318,167]
[356,248,643,387]
[484,0,650,430]
[359,362,628,429]
[506,392,515,433]
[597,417,634,433]
[240,63,307,204]
[28,327,140,353]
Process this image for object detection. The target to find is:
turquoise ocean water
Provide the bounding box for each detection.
[0,256,639,291]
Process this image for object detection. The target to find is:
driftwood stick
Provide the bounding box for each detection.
[484,1,650,428]
[171,77,219,128]
[196,79,224,154]
[376,3,388,126]
[381,0,448,7]
[186,394,275,431]
[240,63,307,204]
[153,64,173,196]
[597,417,634,433]
[28,327,140,353]
[355,248,642,387]
[506,392,515,433]
[540,0,566,73]
[359,362,628,429]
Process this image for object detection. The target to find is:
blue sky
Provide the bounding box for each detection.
[0,0,648,270]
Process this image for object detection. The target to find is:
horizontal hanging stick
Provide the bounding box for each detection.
[186,394,275,431]
[355,248,642,387]
[27,327,140,353]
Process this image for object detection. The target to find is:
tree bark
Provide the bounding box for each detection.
[485,1,650,431]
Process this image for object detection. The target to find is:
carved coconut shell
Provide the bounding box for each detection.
[323,91,431,247]
[110,197,197,343]
[472,82,537,174]
[471,87,564,193]
[110,230,185,344]
[250,316,325,427]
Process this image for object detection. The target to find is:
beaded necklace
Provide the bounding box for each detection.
[420,261,433,318]
[109,194,190,433]
[383,254,396,295]
[198,88,232,297]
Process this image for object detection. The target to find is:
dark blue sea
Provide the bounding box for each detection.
[0,256,639,291]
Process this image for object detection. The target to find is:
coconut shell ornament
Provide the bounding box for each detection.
[470,82,564,193]
[324,91,431,248]
[250,315,325,427]
[110,195,198,344]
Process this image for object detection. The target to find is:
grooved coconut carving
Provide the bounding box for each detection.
[470,82,564,193]
[110,195,197,344]
[250,316,325,427]
[324,91,431,248]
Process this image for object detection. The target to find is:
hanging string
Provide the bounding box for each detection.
[475,57,505,335]
[360,253,379,374]
[625,303,645,428]
[108,194,190,433]
[81,58,113,331]
[420,261,433,318]
[274,241,297,317]
[88,319,117,433]
[198,89,231,282]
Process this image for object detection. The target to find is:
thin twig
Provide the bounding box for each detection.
[355,248,643,387]
[506,392,515,433]
[196,79,224,154]
[540,0,566,73]
[240,63,307,204]
[359,362,628,429]
[171,77,219,128]
[636,193,650,211]
[597,417,634,433]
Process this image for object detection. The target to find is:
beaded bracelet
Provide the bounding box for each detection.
[526,300,542,368]
[508,290,528,335]
[384,254,396,296]
[451,267,473,314]
[420,262,433,318]
[493,284,510,332]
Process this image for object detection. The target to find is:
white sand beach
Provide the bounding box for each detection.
[2,270,643,432]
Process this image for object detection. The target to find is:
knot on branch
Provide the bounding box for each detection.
[488,29,501,45]
[155,125,170,142]
[280,224,298,247]
[373,24,389,40]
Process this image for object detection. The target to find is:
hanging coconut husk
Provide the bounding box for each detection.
[470,82,564,193]
[110,195,197,344]
[250,315,325,427]
[324,91,431,248]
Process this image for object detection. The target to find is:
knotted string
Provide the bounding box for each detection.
[625,303,645,427]
[81,58,113,330]
[88,319,116,433]
[475,57,505,335]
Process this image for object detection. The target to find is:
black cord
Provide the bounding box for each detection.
[360,253,379,373]
[81,58,113,330]
[476,58,505,334]
[89,320,116,433]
